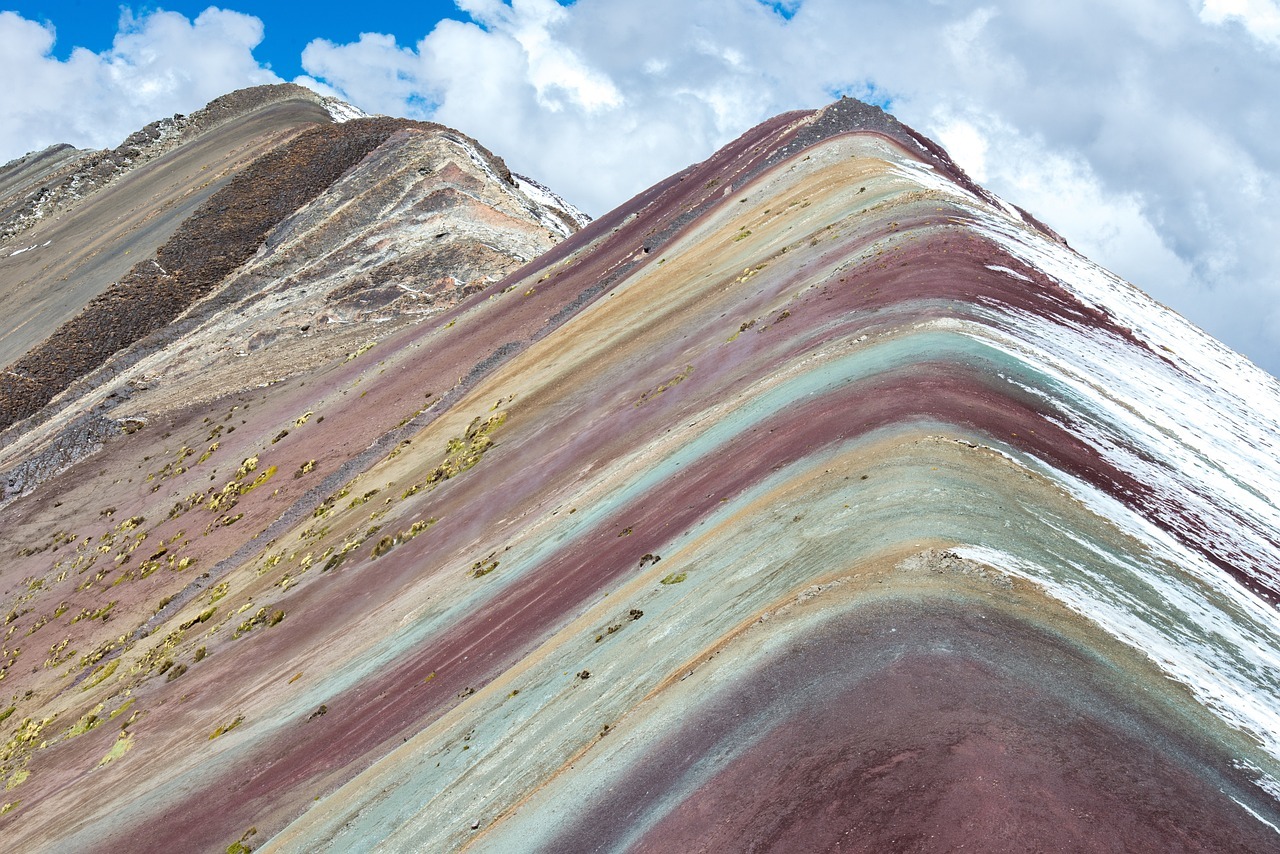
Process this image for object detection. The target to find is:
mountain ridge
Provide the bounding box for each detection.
[0,90,1277,852]
[0,85,587,505]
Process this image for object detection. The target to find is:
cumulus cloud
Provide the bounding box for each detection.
[1201,0,1280,46]
[0,8,277,162]
[0,2,1276,375]
[298,0,1280,375]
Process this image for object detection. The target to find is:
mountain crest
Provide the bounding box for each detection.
[0,90,1278,852]
[1,86,584,499]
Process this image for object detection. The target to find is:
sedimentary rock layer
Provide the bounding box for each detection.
[0,97,1277,853]
[0,86,582,503]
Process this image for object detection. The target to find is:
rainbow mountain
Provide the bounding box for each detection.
[1,87,1279,852]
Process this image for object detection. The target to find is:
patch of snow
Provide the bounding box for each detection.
[881,144,1280,774]
[321,96,369,123]
[984,264,1032,282]
[956,528,1280,769]
[441,136,586,239]
[1238,760,1280,800]
[514,172,592,230]
[994,196,1025,222]
[1233,798,1280,835]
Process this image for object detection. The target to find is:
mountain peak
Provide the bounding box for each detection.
[0,87,585,495]
[1,92,1278,851]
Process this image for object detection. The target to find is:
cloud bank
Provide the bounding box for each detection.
[296,0,1280,376]
[1,1,1278,377]
[0,7,279,157]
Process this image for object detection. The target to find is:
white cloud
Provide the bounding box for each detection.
[0,2,1277,376]
[298,33,424,118]
[295,0,1280,376]
[298,0,811,215]
[936,111,1198,304]
[0,8,277,163]
[462,0,622,112]
[1200,0,1280,46]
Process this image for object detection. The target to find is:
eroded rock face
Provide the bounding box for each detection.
[0,86,584,500]
[1,92,1278,854]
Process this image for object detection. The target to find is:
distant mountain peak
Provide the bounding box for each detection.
[0,87,585,497]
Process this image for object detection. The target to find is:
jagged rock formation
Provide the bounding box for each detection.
[0,93,1278,854]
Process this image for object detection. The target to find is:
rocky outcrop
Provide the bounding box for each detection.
[0,88,583,496]
[0,118,413,430]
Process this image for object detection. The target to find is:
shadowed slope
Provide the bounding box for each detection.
[1,97,1278,853]
[546,597,1275,854]
[0,87,334,372]
[0,118,414,428]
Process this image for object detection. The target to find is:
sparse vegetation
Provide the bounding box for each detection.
[226,826,258,854]
[635,366,693,407]
[595,608,644,642]
[470,557,499,578]
[400,413,506,498]
[232,607,285,638]
[98,732,132,767]
[208,715,244,740]
[345,341,376,362]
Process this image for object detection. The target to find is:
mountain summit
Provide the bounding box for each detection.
[1,90,1279,852]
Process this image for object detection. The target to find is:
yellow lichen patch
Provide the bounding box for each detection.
[345,341,376,362]
[82,659,118,690]
[207,482,241,513]
[232,607,284,639]
[65,704,105,738]
[235,457,259,479]
[227,827,258,854]
[1,716,53,767]
[208,715,244,740]
[240,466,277,494]
[399,413,506,498]
[635,365,694,407]
[97,732,132,767]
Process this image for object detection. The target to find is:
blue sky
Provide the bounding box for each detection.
[10,1,463,78]
[1,1,1279,377]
